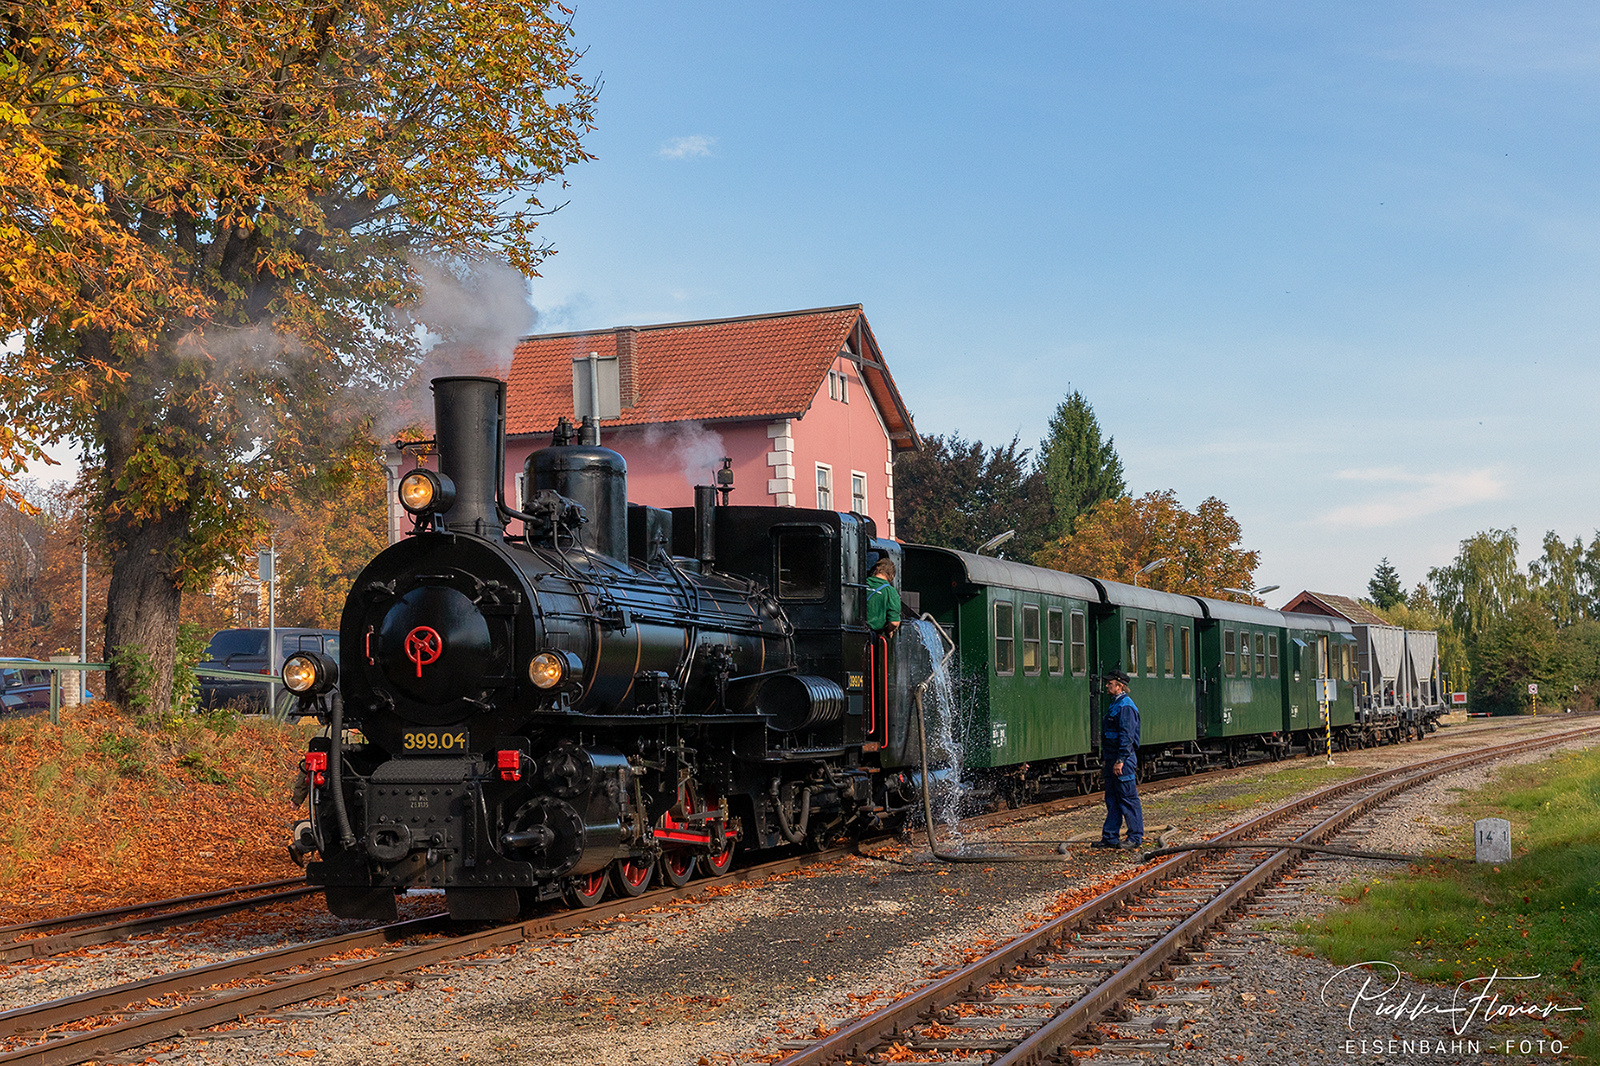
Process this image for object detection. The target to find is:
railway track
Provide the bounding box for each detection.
[772,723,1600,1064]
[0,880,315,964]
[0,717,1577,1065]
[0,842,872,1066]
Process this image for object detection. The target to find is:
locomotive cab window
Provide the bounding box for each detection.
[1070,610,1086,675]
[1224,629,1236,676]
[774,528,830,600]
[994,601,1015,675]
[1022,605,1041,675]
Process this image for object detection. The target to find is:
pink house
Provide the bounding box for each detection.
[504,305,920,538]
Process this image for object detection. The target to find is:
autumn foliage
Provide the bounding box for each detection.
[0,0,596,712]
[1032,490,1260,596]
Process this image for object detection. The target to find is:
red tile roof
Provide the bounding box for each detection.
[1281,591,1391,626]
[506,305,918,448]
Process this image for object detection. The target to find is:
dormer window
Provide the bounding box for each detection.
[827,369,849,403]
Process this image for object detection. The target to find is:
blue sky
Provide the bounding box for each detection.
[515,1,1600,602]
[26,3,1598,603]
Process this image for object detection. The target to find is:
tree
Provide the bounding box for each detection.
[0,0,596,714]
[1033,490,1259,597]
[0,480,111,659]
[274,460,390,629]
[892,432,1051,558]
[1367,557,1404,610]
[1528,531,1597,627]
[1037,390,1125,539]
[1428,529,1529,641]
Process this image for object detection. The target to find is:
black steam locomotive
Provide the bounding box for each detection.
[285,377,938,921]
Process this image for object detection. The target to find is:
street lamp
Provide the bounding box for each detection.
[977,530,1016,556]
[1134,558,1170,587]
[1222,583,1280,605]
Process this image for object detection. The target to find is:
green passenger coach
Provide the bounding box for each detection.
[1083,579,1207,774]
[902,545,1100,795]
[1192,597,1292,764]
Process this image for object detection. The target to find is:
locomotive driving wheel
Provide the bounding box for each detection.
[611,856,656,897]
[566,870,608,907]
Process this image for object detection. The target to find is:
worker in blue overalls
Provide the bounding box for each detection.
[1094,668,1144,850]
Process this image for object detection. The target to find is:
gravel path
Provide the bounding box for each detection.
[6,715,1589,1066]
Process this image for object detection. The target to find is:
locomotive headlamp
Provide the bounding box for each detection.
[528,652,565,689]
[528,649,583,691]
[282,651,339,695]
[399,469,456,515]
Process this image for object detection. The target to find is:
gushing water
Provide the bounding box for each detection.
[914,621,976,847]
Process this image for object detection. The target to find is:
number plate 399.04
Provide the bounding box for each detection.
[401,730,470,753]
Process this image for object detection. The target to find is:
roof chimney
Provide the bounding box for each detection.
[616,327,640,408]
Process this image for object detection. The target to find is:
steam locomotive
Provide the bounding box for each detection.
[286,375,1444,922]
[285,376,940,921]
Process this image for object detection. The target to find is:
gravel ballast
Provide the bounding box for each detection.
[3,715,1590,1066]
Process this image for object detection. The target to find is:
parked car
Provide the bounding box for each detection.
[197,629,339,714]
[0,659,94,716]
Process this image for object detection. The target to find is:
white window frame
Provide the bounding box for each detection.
[815,463,832,509]
[850,471,868,515]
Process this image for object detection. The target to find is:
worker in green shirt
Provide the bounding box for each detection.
[866,557,901,636]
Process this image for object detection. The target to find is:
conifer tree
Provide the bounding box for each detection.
[1037,390,1126,539]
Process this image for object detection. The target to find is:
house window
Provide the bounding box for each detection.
[851,472,867,515]
[1069,610,1086,674]
[1047,608,1064,676]
[815,464,832,509]
[1164,624,1175,677]
[1125,620,1138,675]
[1181,627,1191,677]
[1022,605,1040,675]
[1254,633,1267,676]
[1145,621,1156,676]
[1224,630,1236,676]
[1268,634,1280,678]
[994,601,1014,675]
[827,369,850,403]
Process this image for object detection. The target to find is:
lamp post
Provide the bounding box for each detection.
[1134,558,1170,587]
[1222,583,1280,605]
[977,530,1016,556]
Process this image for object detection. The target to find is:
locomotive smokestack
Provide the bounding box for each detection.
[432,376,506,538]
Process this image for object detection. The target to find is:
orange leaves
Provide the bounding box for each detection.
[1033,489,1260,597]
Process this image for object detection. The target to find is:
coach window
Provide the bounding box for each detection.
[1164,624,1175,677]
[1224,629,1236,676]
[1047,608,1065,676]
[1268,634,1280,678]
[1254,633,1266,676]
[1125,620,1138,674]
[1240,630,1252,676]
[1070,611,1086,675]
[1145,620,1157,676]
[815,464,832,509]
[994,601,1015,676]
[1022,605,1041,675]
[1181,627,1192,677]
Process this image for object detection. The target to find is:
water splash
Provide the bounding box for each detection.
[914,621,975,847]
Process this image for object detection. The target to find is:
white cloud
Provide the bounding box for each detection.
[1318,466,1508,528]
[659,135,716,160]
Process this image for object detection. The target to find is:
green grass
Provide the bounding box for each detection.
[1300,747,1600,1060]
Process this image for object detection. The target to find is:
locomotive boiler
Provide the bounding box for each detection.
[286,376,931,921]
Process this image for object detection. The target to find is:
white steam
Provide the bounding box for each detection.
[642,422,728,489]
